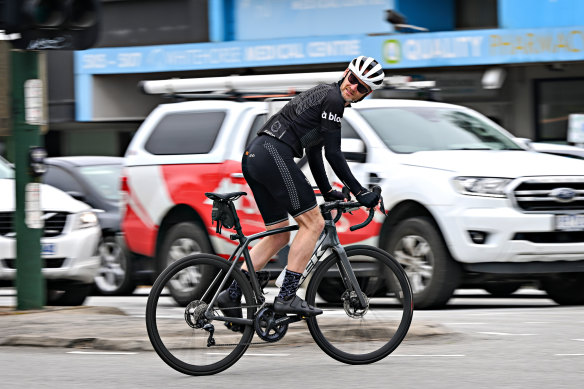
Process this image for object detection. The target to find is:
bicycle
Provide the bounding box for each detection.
[145,186,413,376]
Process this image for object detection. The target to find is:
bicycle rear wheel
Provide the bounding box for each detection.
[305,245,413,364]
[146,254,255,376]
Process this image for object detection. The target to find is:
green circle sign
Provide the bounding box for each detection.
[383,39,401,64]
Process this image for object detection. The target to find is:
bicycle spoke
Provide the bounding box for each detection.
[306,246,413,364]
[146,254,255,376]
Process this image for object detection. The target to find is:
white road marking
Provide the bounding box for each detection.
[392,354,465,357]
[555,354,584,356]
[206,353,290,357]
[524,322,550,324]
[67,351,138,355]
[478,332,536,336]
[443,322,486,325]
[573,339,584,342]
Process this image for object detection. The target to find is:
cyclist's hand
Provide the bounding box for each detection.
[323,189,348,202]
[356,189,380,208]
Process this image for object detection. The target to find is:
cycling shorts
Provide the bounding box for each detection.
[242,135,317,226]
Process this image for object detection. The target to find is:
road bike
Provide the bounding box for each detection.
[145,186,413,375]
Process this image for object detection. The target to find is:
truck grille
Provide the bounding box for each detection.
[511,177,584,212]
[0,212,69,237]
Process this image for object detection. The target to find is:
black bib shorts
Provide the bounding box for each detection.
[242,135,317,226]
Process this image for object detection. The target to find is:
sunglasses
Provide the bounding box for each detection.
[347,72,370,94]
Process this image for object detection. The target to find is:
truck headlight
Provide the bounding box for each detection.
[74,211,99,230]
[452,177,511,198]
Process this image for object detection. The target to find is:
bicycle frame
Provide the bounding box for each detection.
[203,207,368,325]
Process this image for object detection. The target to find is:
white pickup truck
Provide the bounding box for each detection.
[122,74,584,309]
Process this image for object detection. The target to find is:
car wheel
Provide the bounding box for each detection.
[94,236,136,296]
[317,278,344,303]
[385,217,461,309]
[46,283,92,306]
[159,222,215,306]
[541,273,584,305]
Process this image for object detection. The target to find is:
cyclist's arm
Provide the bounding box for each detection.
[321,130,364,196]
[307,144,333,195]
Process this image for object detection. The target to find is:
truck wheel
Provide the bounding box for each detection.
[385,217,461,309]
[94,236,136,296]
[541,273,584,305]
[159,222,214,306]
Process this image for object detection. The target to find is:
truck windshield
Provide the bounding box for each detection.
[358,107,524,153]
[0,157,14,179]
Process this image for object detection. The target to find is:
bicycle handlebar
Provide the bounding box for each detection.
[321,185,386,231]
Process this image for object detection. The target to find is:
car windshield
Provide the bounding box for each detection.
[358,107,524,153]
[0,157,14,179]
[78,165,122,202]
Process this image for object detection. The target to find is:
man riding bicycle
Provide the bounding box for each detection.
[218,56,385,322]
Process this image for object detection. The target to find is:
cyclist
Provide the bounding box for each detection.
[218,56,384,324]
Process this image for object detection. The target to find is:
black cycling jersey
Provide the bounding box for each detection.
[257,80,363,196]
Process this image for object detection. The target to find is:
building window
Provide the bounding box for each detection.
[455,0,498,30]
[535,78,584,142]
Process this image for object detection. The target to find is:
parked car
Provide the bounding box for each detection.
[121,75,584,308]
[42,156,135,295]
[0,156,101,305]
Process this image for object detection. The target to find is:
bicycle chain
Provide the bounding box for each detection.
[210,303,289,347]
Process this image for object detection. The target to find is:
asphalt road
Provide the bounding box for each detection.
[1,287,583,388]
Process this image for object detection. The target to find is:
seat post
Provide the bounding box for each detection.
[228,201,245,240]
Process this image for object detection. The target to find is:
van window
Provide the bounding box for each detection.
[145,111,226,155]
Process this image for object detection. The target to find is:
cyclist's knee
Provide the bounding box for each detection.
[296,209,324,233]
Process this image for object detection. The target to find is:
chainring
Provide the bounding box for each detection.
[254,307,288,342]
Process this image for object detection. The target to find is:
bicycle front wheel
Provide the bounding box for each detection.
[305,245,413,364]
[146,254,255,376]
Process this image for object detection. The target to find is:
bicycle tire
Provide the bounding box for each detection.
[146,254,255,375]
[305,245,413,364]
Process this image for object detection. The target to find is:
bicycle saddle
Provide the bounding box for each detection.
[205,192,247,201]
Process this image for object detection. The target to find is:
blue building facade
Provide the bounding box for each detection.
[42,0,584,154]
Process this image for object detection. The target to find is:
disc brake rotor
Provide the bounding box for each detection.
[342,291,370,318]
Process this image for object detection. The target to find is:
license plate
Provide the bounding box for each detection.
[41,243,56,255]
[555,214,584,231]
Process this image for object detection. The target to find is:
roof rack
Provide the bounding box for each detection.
[140,72,438,101]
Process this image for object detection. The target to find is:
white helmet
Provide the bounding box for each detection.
[347,56,384,91]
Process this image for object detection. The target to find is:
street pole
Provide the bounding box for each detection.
[11,49,45,310]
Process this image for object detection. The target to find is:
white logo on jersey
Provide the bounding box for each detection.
[322,110,342,123]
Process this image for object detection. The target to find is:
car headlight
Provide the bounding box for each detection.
[452,177,512,198]
[74,211,99,230]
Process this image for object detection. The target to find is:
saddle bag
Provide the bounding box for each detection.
[211,200,235,233]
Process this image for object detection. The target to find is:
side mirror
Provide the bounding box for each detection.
[341,138,366,163]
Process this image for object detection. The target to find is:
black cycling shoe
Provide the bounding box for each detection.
[273,295,323,317]
[216,290,244,333]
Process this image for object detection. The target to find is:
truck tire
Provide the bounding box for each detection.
[158,222,215,306]
[385,217,460,309]
[541,273,584,305]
